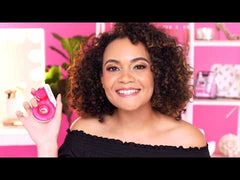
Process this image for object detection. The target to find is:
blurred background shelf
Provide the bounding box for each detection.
[193,98,240,106]
[0,122,35,146]
[194,40,240,47]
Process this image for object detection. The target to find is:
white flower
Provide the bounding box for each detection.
[218,133,240,157]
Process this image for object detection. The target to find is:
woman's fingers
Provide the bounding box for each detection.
[23,101,32,115]
[30,98,38,107]
[31,88,36,94]
[16,110,27,125]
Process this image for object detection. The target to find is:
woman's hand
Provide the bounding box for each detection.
[16,89,63,157]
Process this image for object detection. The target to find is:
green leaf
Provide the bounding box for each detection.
[61,62,69,70]
[70,38,81,51]
[49,46,69,60]
[45,66,61,84]
[61,38,79,61]
[52,33,63,41]
[72,35,88,44]
[61,37,84,61]
[61,38,73,59]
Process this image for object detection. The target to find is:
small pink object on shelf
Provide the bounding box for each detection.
[31,84,56,122]
[218,133,240,157]
[194,71,217,99]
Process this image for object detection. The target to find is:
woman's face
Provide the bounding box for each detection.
[101,37,154,111]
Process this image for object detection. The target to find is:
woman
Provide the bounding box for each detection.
[16,23,210,157]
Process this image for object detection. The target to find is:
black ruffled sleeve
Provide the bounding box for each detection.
[58,129,210,158]
[58,129,73,158]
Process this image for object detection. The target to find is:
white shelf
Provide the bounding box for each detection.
[0,123,35,146]
[194,40,240,47]
[193,98,240,106]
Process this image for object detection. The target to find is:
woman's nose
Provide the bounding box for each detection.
[118,70,135,83]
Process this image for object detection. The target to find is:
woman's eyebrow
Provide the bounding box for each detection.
[104,59,120,66]
[104,57,150,66]
[131,57,150,64]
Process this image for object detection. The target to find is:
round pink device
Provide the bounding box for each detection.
[31,87,56,122]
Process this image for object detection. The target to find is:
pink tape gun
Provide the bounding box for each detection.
[31,84,56,122]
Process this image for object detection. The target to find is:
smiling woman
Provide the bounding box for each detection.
[58,23,210,157]
[17,23,210,157]
[67,23,193,123]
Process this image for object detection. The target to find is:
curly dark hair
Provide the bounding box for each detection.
[67,23,193,122]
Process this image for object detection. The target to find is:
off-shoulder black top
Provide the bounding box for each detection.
[58,129,210,158]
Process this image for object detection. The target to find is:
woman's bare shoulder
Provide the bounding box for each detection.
[164,119,207,148]
[173,120,207,148]
[69,116,101,133]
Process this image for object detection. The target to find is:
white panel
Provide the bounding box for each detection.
[0,28,45,145]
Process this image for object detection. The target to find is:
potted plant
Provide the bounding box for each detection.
[45,32,94,126]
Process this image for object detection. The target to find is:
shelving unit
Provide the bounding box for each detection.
[193,98,240,106]
[0,122,35,146]
[194,40,240,47]
[185,23,240,139]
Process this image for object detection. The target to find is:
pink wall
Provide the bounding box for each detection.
[194,47,240,77]
[193,105,239,142]
[194,23,240,77]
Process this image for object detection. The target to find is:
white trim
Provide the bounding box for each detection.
[237,105,240,138]
[0,124,35,146]
[193,98,240,106]
[195,40,240,47]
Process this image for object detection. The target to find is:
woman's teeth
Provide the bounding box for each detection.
[117,89,140,95]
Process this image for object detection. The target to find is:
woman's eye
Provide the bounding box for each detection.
[106,66,119,71]
[133,65,146,70]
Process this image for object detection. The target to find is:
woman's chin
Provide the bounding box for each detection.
[119,108,138,112]
[114,104,141,112]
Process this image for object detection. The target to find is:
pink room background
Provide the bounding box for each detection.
[0,22,240,157]
[193,23,240,155]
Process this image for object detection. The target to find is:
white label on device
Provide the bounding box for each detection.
[43,84,57,107]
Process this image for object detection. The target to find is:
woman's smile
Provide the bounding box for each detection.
[115,88,141,97]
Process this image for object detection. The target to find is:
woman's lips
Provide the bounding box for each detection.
[116,88,141,97]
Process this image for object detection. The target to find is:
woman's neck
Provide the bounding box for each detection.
[110,103,161,133]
